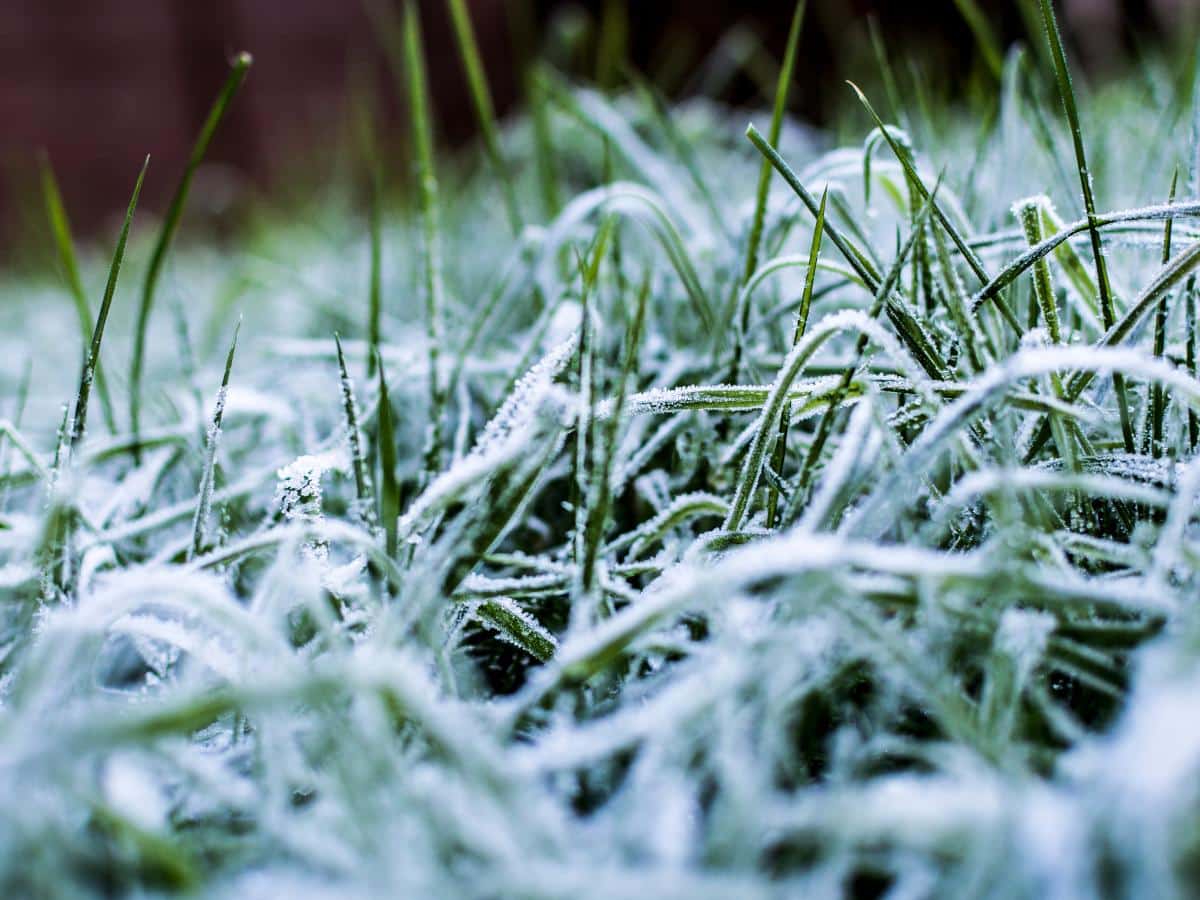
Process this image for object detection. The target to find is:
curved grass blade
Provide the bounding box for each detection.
[40,156,117,435]
[130,52,252,458]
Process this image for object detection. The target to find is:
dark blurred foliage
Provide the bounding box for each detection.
[0,0,1191,256]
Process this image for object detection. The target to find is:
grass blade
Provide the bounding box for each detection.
[1036,0,1134,452]
[445,0,522,232]
[376,352,400,560]
[130,51,252,457]
[41,156,118,435]
[70,157,150,451]
[950,0,1004,80]
[765,188,825,529]
[336,333,374,526]
[402,2,446,476]
[1148,169,1179,457]
[741,0,806,289]
[189,319,240,559]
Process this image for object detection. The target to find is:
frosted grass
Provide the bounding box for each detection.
[4,26,1200,899]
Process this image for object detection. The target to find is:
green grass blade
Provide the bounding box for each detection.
[950,0,1004,79]
[1025,238,1200,462]
[40,156,118,435]
[445,0,522,232]
[1016,199,1060,344]
[130,52,252,457]
[1190,280,1199,451]
[376,352,400,559]
[1036,0,1134,452]
[190,319,240,559]
[402,2,446,476]
[727,186,938,531]
[70,156,150,451]
[766,188,825,529]
[1148,169,1179,457]
[581,265,647,598]
[741,0,806,288]
[336,333,373,525]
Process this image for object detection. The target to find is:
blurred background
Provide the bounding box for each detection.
[0,0,1193,255]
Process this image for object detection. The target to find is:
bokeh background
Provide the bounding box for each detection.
[0,0,1192,252]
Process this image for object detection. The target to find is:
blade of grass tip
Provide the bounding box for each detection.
[1036,0,1135,453]
[847,81,1023,337]
[189,319,240,559]
[445,0,521,232]
[402,2,446,476]
[741,0,806,290]
[70,156,149,452]
[336,334,374,524]
[950,0,1005,80]
[40,155,118,435]
[766,189,825,530]
[376,351,400,559]
[1148,169,1179,458]
[130,52,252,459]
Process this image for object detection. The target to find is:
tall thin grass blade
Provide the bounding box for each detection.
[445,0,522,232]
[70,156,150,452]
[130,52,252,458]
[402,2,446,476]
[1036,0,1134,452]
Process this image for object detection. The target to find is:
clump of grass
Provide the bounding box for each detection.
[6,6,1200,898]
